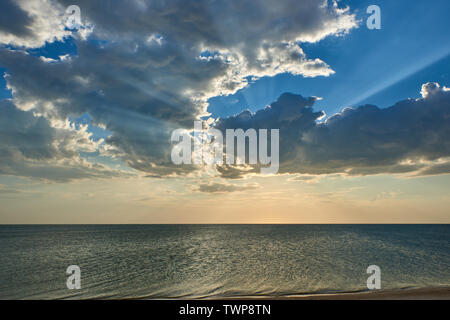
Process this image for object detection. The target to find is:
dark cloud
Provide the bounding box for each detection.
[194,182,259,193]
[0,45,201,176]
[214,164,258,180]
[0,100,124,182]
[289,175,318,182]
[0,0,69,48]
[0,100,57,160]
[12,1,446,181]
[215,83,450,177]
[0,0,33,37]
[414,161,450,176]
[0,0,356,178]
[55,0,356,50]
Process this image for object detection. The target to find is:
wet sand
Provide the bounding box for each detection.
[215,287,450,300]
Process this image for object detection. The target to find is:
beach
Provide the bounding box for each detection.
[222,287,450,300]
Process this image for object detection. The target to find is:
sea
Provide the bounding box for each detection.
[0,224,448,299]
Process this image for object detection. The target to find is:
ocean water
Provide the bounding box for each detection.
[0,224,448,299]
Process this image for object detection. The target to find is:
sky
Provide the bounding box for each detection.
[0,0,449,223]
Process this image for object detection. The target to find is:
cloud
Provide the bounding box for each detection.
[193,182,259,193]
[0,0,74,48]
[214,82,450,177]
[0,0,33,38]
[0,100,125,182]
[289,174,320,183]
[0,0,357,179]
[413,160,450,176]
[53,0,357,48]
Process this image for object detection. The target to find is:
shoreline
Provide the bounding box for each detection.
[202,287,450,300]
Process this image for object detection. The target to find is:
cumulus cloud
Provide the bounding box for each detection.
[0,0,32,38]
[0,0,357,179]
[12,2,446,181]
[214,82,450,177]
[0,100,124,182]
[0,0,75,48]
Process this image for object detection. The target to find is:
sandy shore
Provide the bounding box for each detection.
[215,287,450,300]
